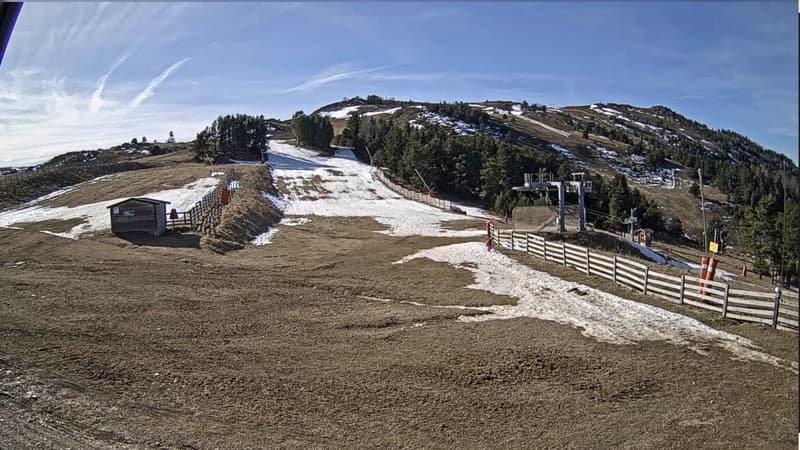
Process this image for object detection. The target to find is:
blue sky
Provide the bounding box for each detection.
[1,1,797,166]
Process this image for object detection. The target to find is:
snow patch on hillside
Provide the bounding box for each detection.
[268,141,485,237]
[0,177,219,239]
[364,107,401,116]
[550,144,577,161]
[319,105,361,119]
[396,242,796,372]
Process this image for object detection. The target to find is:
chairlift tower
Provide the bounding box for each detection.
[512,171,592,233]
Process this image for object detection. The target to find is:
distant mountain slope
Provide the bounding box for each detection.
[307,96,797,251]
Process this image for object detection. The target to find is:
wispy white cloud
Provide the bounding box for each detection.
[129,57,190,110]
[89,51,132,114]
[284,64,390,93]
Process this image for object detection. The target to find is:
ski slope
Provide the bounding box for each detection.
[266,141,486,237]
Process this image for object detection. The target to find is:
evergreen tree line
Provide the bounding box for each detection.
[291,111,334,153]
[342,115,669,233]
[194,114,270,162]
[737,194,799,284]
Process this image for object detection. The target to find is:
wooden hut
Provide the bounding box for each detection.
[107,198,169,236]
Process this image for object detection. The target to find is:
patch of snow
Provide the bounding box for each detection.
[27,174,117,205]
[395,242,796,372]
[40,230,76,240]
[280,217,310,226]
[514,115,571,137]
[319,105,361,119]
[268,141,484,237]
[363,107,401,117]
[211,171,225,177]
[416,111,478,136]
[252,227,278,245]
[550,144,577,160]
[260,190,288,211]
[0,177,219,239]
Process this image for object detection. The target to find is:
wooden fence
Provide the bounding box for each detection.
[489,223,799,333]
[169,171,238,235]
[374,168,452,211]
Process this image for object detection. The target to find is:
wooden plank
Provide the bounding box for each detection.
[726,305,774,319]
[589,252,614,263]
[726,296,775,309]
[726,312,773,325]
[590,263,613,277]
[615,272,644,290]
[778,317,799,327]
[573,266,588,275]
[615,265,645,280]
[565,253,585,265]
[683,289,724,305]
[684,276,728,289]
[776,324,799,333]
[563,246,585,257]
[647,277,680,290]
[682,283,727,298]
[595,270,614,282]
[728,289,776,299]
[615,257,647,270]
[527,234,545,243]
[647,271,682,283]
[684,299,724,313]
[563,242,586,253]
[590,258,614,270]
[647,284,681,299]
[778,307,799,318]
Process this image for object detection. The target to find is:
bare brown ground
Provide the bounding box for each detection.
[37,163,220,208]
[0,216,796,449]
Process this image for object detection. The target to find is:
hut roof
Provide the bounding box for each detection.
[106,197,171,209]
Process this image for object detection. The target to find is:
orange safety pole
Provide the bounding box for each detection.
[699,256,709,298]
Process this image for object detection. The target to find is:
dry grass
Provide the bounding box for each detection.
[39,163,216,208]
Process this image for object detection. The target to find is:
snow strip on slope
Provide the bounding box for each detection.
[319,105,361,119]
[364,107,401,116]
[267,141,484,237]
[0,178,219,239]
[250,217,311,245]
[27,174,118,205]
[395,242,796,372]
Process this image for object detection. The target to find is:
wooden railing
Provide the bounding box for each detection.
[374,168,452,211]
[489,222,798,332]
[169,171,238,235]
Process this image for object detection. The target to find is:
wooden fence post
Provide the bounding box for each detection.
[772,287,782,329]
[679,275,685,305]
[585,248,591,275]
[561,243,567,267]
[612,255,617,283]
[511,230,515,250]
[543,239,548,261]
[722,283,730,319]
[642,267,649,294]
[526,234,531,255]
